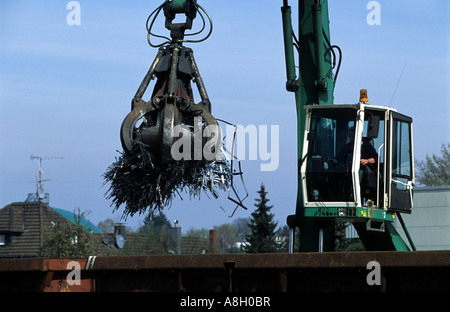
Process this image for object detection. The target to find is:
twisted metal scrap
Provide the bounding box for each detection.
[103,135,240,220]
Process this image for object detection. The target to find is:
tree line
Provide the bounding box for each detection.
[41,183,290,257]
[98,183,290,254]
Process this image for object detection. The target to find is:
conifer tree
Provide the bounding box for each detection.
[244,184,278,253]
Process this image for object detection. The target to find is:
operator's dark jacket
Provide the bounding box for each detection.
[337,139,378,167]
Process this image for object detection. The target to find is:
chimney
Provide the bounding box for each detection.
[209,229,217,254]
[114,223,127,239]
[168,220,181,254]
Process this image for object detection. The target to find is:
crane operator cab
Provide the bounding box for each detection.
[300,96,414,216]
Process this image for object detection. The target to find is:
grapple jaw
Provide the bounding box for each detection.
[120,45,220,164]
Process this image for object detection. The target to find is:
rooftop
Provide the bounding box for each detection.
[50,207,103,234]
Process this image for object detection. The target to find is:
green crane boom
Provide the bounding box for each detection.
[282,0,337,251]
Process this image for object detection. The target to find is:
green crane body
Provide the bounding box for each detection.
[282,0,415,252]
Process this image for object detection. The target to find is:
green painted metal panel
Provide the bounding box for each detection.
[294,0,335,251]
[385,222,410,251]
[303,206,397,223]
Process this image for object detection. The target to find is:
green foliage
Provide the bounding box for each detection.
[42,208,96,257]
[344,239,365,251]
[142,211,171,231]
[184,227,209,239]
[97,218,115,233]
[415,142,450,186]
[214,223,238,253]
[118,211,173,255]
[244,184,279,253]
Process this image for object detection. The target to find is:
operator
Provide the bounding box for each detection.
[360,138,378,167]
[334,126,378,205]
[336,126,378,169]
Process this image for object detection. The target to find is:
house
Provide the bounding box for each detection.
[0,201,104,258]
[114,227,210,255]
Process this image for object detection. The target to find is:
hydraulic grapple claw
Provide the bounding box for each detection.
[119,44,220,164]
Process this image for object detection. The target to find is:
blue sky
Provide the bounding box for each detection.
[1,0,448,232]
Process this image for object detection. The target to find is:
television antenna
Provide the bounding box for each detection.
[30,155,63,201]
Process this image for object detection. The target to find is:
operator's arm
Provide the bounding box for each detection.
[360,142,378,165]
[360,158,375,165]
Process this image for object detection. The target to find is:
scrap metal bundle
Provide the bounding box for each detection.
[103,0,247,219]
[103,135,238,219]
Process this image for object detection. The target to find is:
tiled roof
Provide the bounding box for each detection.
[0,202,106,258]
[0,202,68,257]
[51,207,103,233]
[117,233,209,255]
